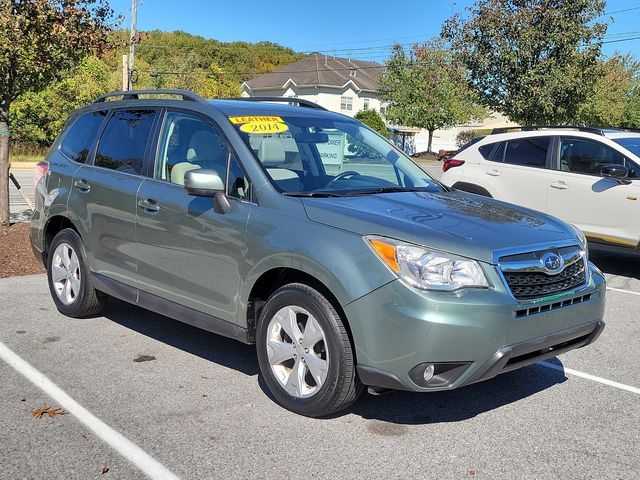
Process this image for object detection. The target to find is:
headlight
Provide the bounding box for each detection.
[365,236,489,291]
[569,224,588,249]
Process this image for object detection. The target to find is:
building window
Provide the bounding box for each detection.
[363,98,370,110]
[349,68,357,77]
[340,96,353,111]
[380,106,386,117]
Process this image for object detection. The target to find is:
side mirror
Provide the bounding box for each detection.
[184,169,231,214]
[600,164,631,184]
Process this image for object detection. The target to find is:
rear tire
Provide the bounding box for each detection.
[256,283,363,417]
[47,228,106,318]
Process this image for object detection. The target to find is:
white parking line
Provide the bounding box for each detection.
[606,287,640,296]
[539,361,640,395]
[0,341,181,480]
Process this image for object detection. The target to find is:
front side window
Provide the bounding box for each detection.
[155,111,229,186]
[60,111,108,163]
[340,96,353,111]
[559,137,626,176]
[229,113,442,196]
[95,110,156,175]
[363,98,370,110]
[503,137,550,168]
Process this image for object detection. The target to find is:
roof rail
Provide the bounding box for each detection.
[93,89,207,104]
[226,96,327,111]
[491,126,606,136]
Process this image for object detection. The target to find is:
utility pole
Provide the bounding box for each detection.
[127,0,137,90]
[122,54,128,90]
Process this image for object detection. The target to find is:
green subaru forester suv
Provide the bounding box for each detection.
[31,90,605,417]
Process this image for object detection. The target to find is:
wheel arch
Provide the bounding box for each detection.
[452,181,493,198]
[247,267,357,361]
[43,215,81,262]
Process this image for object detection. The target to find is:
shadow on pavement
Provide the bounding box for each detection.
[102,297,259,376]
[589,246,640,280]
[346,359,567,424]
[102,297,568,424]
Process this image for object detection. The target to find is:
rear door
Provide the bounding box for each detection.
[474,136,552,212]
[547,136,640,247]
[135,109,253,322]
[68,108,159,289]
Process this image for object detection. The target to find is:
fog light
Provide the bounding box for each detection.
[423,364,435,382]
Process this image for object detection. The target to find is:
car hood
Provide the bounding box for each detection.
[302,191,577,264]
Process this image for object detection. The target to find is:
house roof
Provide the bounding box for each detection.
[244,54,384,92]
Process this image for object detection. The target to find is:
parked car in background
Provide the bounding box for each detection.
[31,94,605,417]
[441,127,640,253]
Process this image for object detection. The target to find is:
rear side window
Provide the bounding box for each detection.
[479,141,505,161]
[60,111,107,163]
[504,137,550,168]
[95,110,156,175]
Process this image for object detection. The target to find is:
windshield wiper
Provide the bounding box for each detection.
[283,191,343,197]
[343,186,425,196]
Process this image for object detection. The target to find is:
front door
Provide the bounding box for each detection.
[547,136,640,247]
[135,110,253,323]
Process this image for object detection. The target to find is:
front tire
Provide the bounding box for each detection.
[47,228,106,318]
[256,283,363,417]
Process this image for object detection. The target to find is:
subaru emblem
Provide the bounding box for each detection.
[541,252,564,274]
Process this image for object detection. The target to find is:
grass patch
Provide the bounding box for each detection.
[10,154,45,164]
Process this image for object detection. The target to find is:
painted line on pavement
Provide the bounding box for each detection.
[539,361,640,395]
[606,286,640,296]
[0,341,181,480]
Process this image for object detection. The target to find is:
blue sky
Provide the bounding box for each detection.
[109,0,640,62]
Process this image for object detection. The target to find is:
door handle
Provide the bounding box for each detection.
[138,198,160,214]
[550,181,569,190]
[73,179,91,192]
[486,169,501,177]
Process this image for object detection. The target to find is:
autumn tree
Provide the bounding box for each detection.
[0,0,116,226]
[379,41,485,152]
[442,0,607,125]
[575,55,639,127]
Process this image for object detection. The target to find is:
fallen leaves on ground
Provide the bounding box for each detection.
[32,404,68,419]
[101,466,110,475]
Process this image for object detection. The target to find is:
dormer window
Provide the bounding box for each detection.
[349,68,357,77]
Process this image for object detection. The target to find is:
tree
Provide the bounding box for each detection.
[622,79,640,129]
[12,56,115,148]
[354,109,388,137]
[442,0,607,126]
[0,0,116,226]
[379,41,485,152]
[576,55,638,127]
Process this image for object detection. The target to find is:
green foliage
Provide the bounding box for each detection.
[379,41,485,151]
[107,30,302,96]
[354,109,388,137]
[11,30,303,149]
[442,0,607,125]
[12,56,115,146]
[575,55,638,127]
[622,78,640,129]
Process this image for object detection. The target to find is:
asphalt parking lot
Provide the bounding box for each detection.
[2,164,639,479]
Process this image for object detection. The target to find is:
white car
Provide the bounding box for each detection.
[440,127,640,251]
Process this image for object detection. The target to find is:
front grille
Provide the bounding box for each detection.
[503,258,587,300]
[515,293,592,318]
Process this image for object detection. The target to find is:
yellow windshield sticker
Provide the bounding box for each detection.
[229,116,284,124]
[239,121,289,134]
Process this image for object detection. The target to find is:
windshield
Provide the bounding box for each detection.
[613,137,640,158]
[229,113,442,196]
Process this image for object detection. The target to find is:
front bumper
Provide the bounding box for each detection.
[346,262,606,392]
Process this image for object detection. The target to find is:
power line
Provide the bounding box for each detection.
[604,5,640,15]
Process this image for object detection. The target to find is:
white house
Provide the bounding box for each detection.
[241,54,384,117]
[241,54,517,154]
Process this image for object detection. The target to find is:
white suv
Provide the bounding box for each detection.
[440,127,640,251]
